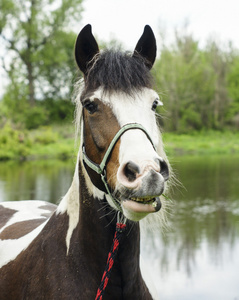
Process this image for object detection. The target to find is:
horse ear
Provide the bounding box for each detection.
[133,25,157,69]
[75,24,99,74]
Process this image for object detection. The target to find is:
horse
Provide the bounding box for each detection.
[0,24,171,299]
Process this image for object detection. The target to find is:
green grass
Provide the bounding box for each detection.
[1,124,238,161]
[163,130,239,156]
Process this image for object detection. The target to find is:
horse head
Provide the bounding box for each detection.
[75,24,170,222]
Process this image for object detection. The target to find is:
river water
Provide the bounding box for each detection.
[0,155,239,299]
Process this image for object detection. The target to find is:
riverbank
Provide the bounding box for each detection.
[164,130,239,156]
[0,124,76,161]
[0,124,238,161]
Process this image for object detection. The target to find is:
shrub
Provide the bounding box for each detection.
[24,106,49,129]
[33,127,59,145]
[0,124,30,160]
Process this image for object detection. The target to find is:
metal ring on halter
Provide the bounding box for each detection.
[117,211,127,226]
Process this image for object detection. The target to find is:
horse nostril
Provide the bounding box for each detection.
[124,161,140,182]
[157,159,169,181]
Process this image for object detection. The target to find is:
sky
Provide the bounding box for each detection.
[81,0,239,50]
[1,0,239,95]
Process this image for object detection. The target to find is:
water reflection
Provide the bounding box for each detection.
[0,155,239,299]
[0,160,75,204]
[142,155,239,299]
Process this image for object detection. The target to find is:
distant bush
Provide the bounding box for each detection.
[24,106,49,130]
[0,124,31,160]
[0,124,64,160]
[33,127,59,145]
[0,95,75,130]
[42,98,74,123]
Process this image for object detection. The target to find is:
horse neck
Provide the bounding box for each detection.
[69,162,149,296]
[76,161,141,262]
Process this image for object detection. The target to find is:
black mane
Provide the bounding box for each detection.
[84,50,153,95]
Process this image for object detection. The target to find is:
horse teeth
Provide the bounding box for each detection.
[130,197,155,203]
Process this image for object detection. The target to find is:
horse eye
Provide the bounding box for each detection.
[84,100,98,114]
[151,99,159,111]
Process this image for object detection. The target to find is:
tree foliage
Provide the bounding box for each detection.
[227,55,239,127]
[154,29,238,132]
[0,0,83,128]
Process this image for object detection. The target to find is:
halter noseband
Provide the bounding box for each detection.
[82,123,156,211]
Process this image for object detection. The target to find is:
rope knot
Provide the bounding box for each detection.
[116,222,126,232]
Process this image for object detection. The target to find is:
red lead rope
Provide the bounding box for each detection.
[95,221,126,300]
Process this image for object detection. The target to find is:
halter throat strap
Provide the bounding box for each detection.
[82,123,156,210]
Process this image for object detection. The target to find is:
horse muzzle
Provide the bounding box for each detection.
[116,158,169,221]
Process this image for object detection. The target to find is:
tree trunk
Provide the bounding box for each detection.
[26,60,35,106]
[26,0,36,106]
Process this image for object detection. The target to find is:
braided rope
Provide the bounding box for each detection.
[95,222,126,300]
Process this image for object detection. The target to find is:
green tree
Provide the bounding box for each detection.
[155,33,215,132]
[204,39,231,129]
[0,0,83,106]
[227,54,239,128]
[154,26,235,132]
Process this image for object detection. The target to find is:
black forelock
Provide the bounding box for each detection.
[84,50,153,95]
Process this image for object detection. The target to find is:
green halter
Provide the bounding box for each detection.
[82,123,156,211]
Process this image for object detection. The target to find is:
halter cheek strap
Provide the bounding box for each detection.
[82,123,156,211]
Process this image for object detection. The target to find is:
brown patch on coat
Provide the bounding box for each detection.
[83,99,120,191]
[39,204,56,218]
[0,219,46,240]
[0,212,71,300]
[0,206,17,229]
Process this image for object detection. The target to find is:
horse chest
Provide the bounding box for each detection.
[0,211,79,299]
[0,211,150,300]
